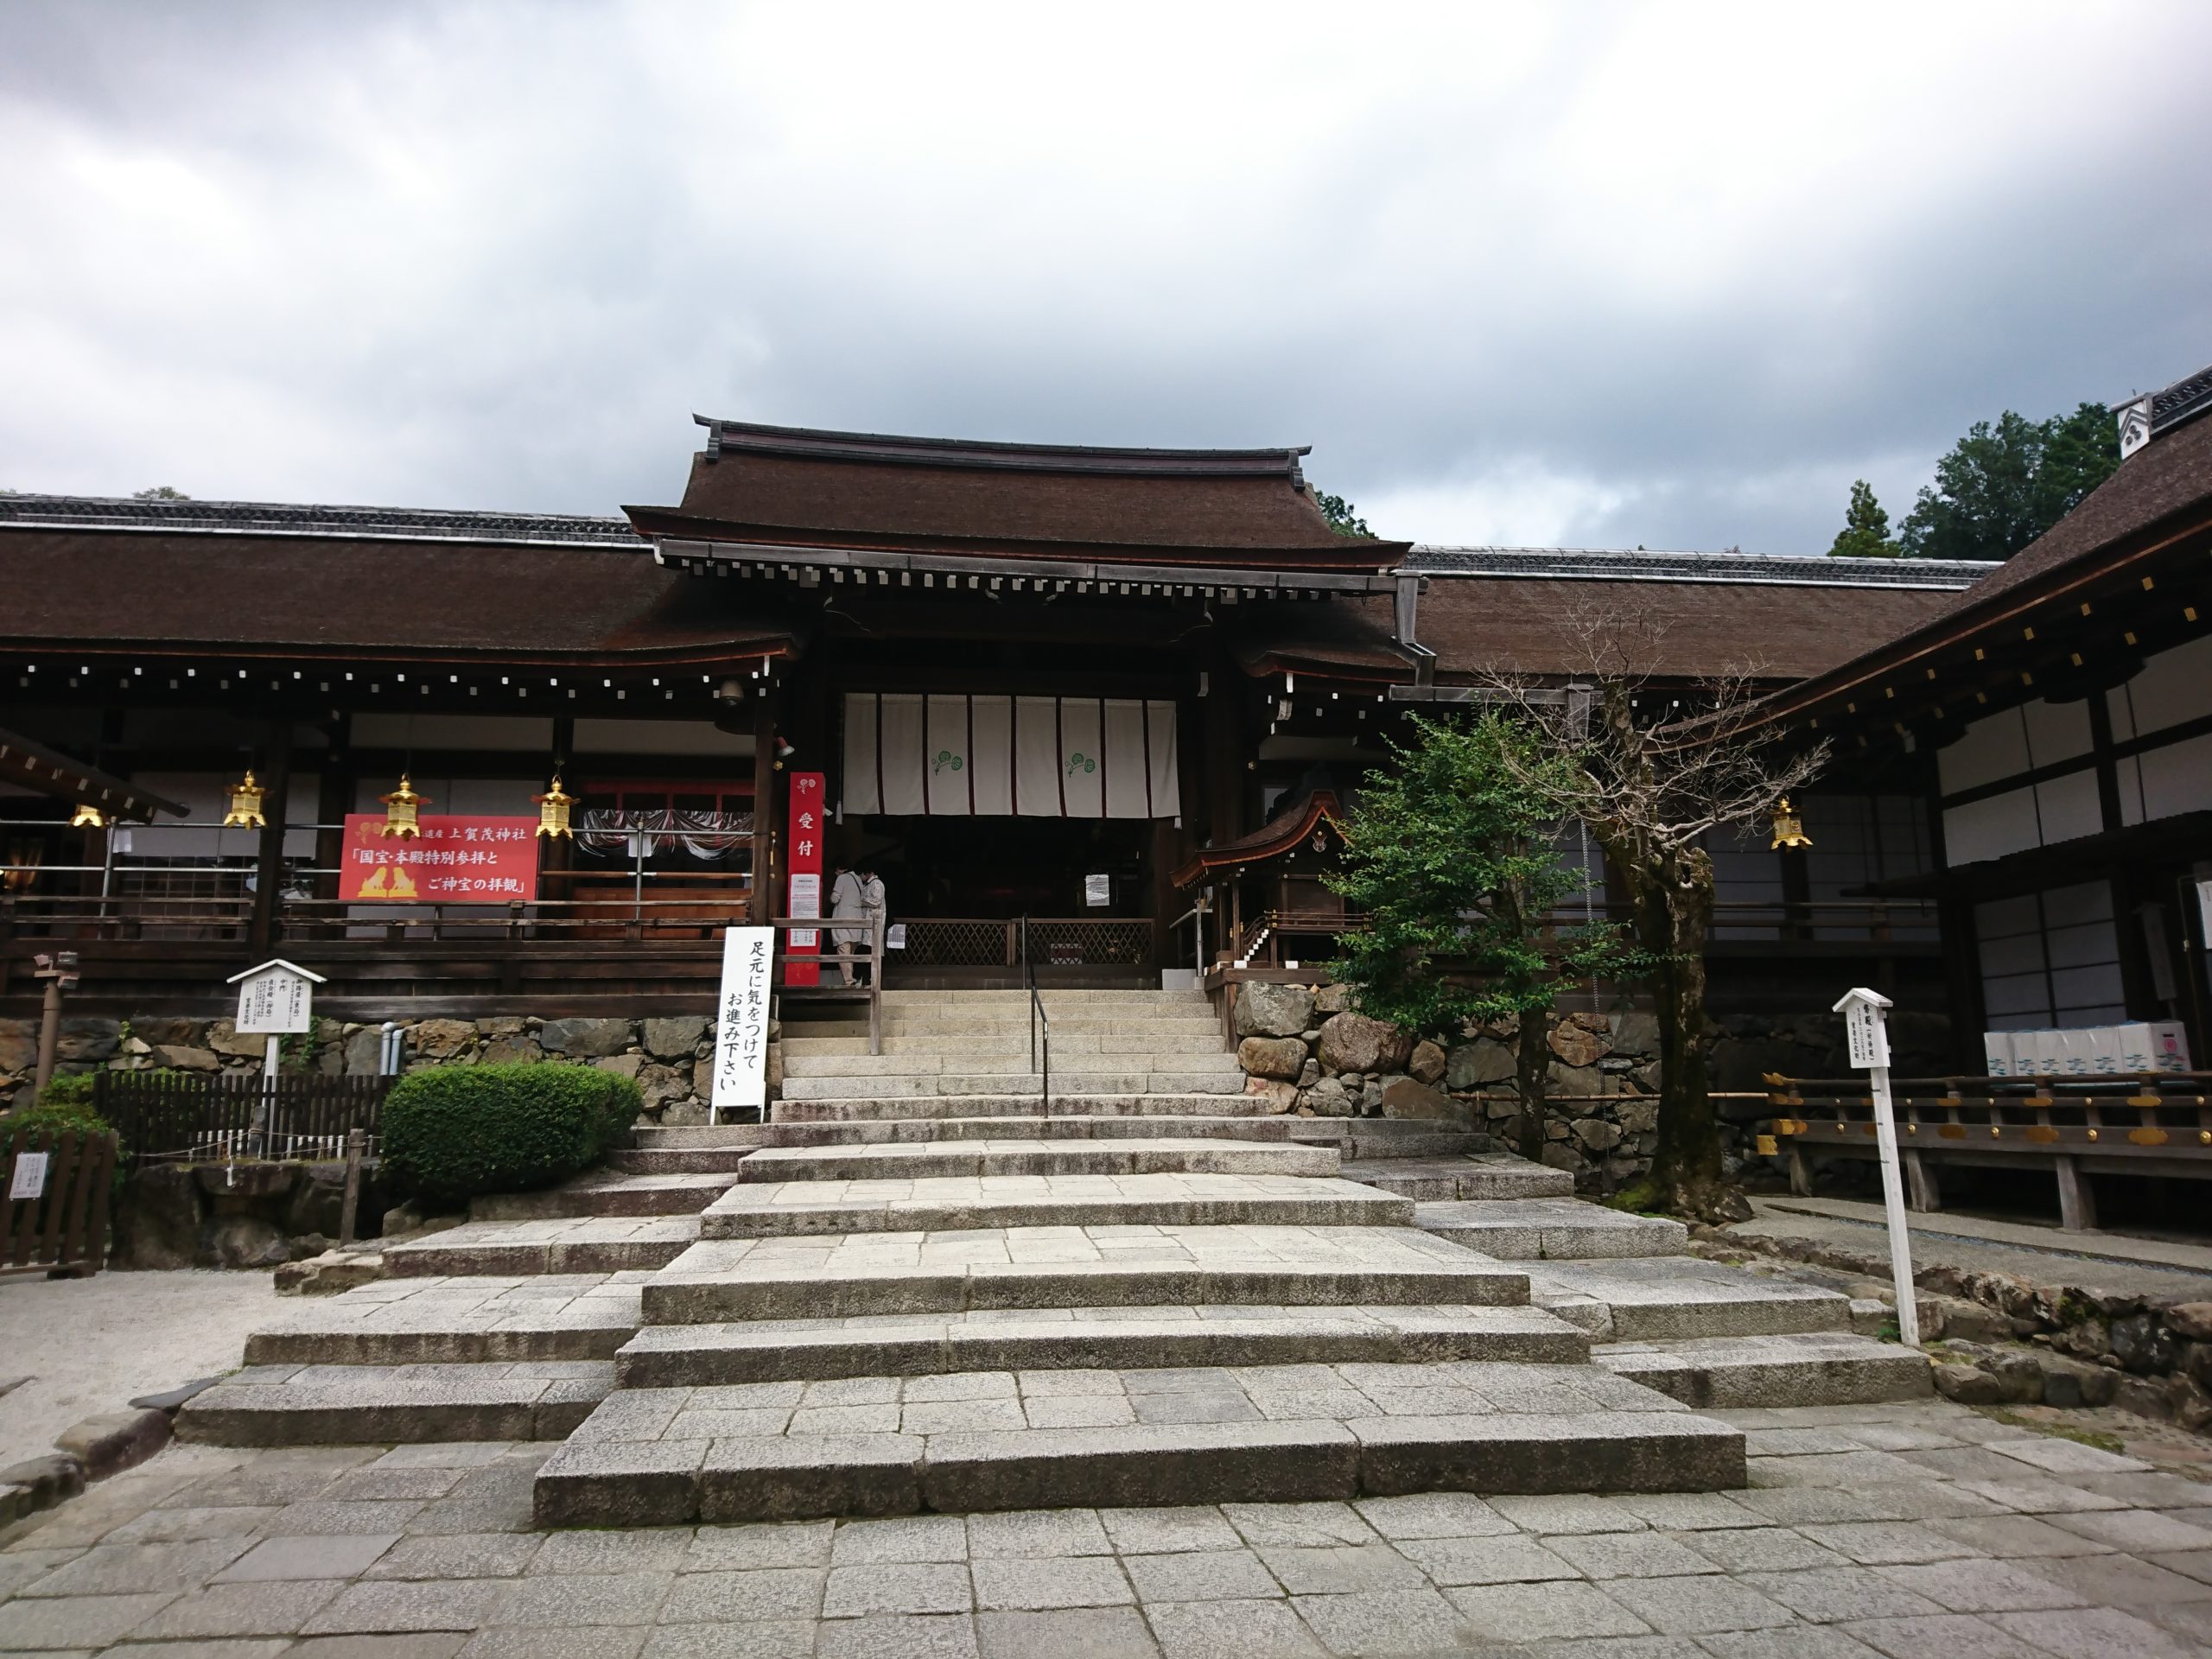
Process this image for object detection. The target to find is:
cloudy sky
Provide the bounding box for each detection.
[3,2,2209,553]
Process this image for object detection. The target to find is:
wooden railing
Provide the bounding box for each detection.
[1220,897,1942,971]
[1764,1070,2212,1230]
[92,1071,394,1165]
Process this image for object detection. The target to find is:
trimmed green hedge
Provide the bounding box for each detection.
[380,1063,642,1208]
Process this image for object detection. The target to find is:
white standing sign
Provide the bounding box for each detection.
[710,925,776,1124]
[228,959,326,1035]
[1834,986,1918,1349]
[9,1152,49,1203]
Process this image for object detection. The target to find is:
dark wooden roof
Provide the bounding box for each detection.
[1723,394,2212,735]
[0,515,797,667]
[0,724,188,822]
[1235,569,1968,686]
[626,418,1408,573]
[1172,790,1346,887]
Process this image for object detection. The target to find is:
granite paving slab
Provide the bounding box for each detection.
[1596,1332,1933,1408]
[384,1217,701,1277]
[470,1173,736,1222]
[245,1276,649,1366]
[615,1304,1589,1385]
[175,1363,614,1446]
[696,1173,1414,1237]
[1528,1256,1852,1341]
[779,1069,1247,1102]
[772,1092,1281,1123]
[1415,1197,1690,1259]
[644,1224,1524,1321]
[733,1136,1338,1182]
[1338,1155,1576,1202]
[535,1361,1743,1522]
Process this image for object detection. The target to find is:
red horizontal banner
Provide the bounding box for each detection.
[339,815,538,903]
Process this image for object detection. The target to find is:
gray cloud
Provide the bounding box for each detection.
[3,1,2209,554]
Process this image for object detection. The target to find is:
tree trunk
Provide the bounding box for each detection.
[1644,846,1736,1220]
[1515,1009,1551,1163]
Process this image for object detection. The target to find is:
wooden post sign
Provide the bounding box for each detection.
[709,925,775,1124]
[229,958,326,1035]
[1834,986,1918,1348]
[228,959,327,1157]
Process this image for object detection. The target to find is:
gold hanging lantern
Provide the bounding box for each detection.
[534,772,575,839]
[379,773,428,839]
[69,802,107,830]
[222,770,268,829]
[1769,795,1812,850]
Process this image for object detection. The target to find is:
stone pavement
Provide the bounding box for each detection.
[1735,1199,2212,1302]
[6,1394,2211,1656]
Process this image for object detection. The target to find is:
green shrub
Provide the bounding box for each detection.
[380,1063,640,1208]
[3,1076,112,1141]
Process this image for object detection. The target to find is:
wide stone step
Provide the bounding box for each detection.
[176,1360,613,1446]
[784,1051,1242,1077]
[385,1216,701,1277]
[879,989,1210,1007]
[696,1173,1415,1237]
[471,1173,735,1221]
[736,1114,1323,1149]
[533,1361,1745,1524]
[1596,1332,1933,1408]
[617,1304,1590,1387]
[732,1137,1338,1183]
[643,1225,1529,1323]
[779,1069,1247,1100]
[634,1124,775,1148]
[1339,1154,1576,1202]
[609,1145,766,1174]
[785,1025,1225,1054]
[1416,1198,1690,1260]
[245,1274,645,1366]
[772,1092,1277,1122]
[1528,1256,1852,1342]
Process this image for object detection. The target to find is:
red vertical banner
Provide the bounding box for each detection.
[784,771,826,988]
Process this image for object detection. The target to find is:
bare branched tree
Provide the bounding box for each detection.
[1483,602,1829,1220]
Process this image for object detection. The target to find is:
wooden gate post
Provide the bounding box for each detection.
[339,1128,365,1246]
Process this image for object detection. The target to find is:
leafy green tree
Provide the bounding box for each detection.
[132,486,190,500]
[1898,402,2119,561]
[1312,489,1373,538]
[1827,480,1896,557]
[1325,712,1640,1159]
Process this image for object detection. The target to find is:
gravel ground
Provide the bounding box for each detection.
[0,1268,270,1465]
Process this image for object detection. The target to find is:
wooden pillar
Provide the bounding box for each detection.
[749,683,780,925]
[1203,649,1249,849]
[1903,1148,1940,1213]
[249,721,294,954]
[2055,1154,2096,1231]
[314,714,352,907]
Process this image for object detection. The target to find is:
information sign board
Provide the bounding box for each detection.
[710,926,775,1122]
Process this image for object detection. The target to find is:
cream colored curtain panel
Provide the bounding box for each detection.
[842,693,1179,819]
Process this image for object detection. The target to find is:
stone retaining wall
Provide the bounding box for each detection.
[1228,980,1951,1194]
[0,1012,747,1124]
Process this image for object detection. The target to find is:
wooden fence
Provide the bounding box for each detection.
[92,1071,392,1165]
[3,1126,117,1278]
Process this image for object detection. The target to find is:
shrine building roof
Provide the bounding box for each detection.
[626,417,1412,578]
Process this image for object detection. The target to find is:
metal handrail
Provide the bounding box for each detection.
[1022,914,1051,1111]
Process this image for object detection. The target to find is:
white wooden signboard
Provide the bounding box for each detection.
[710,926,776,1123]
[229,959,326,1035]
[9,1153,49,1203]
[1834,986,1917,1347]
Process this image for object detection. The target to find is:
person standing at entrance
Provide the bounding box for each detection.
[830,863,886,986]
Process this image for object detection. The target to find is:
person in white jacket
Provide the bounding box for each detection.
[830,863,886,986]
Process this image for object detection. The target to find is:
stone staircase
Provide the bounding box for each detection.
[177,986,1929,1518]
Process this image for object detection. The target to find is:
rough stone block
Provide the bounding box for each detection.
[54,1408,173,1479]
[921,1421,1360,1513]
[533,1439,705,1527]
[698,1434,925,1521]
